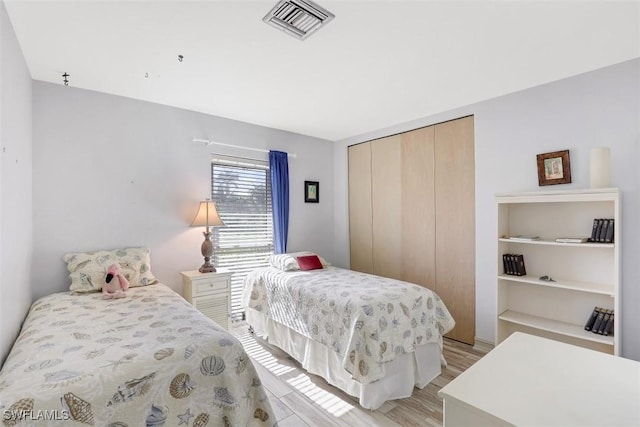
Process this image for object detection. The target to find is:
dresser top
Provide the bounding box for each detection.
[438,332,640,426]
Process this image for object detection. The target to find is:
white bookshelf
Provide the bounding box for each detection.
[496,188,620,355]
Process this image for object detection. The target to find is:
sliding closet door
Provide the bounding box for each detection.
[348,143,373,273]
[401,127,436,288]
[348,116,476,345]
[434,116,475,344]
[371,135,402,280]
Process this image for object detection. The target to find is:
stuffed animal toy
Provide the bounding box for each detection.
[103,263,130,299]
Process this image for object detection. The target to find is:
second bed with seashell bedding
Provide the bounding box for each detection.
[0,283,274,426]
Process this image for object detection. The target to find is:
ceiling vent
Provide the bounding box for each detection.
[263,0,335,40]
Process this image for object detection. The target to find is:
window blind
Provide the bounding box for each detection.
[211,157,273,321]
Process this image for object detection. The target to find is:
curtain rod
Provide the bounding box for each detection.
[193,138,297,158]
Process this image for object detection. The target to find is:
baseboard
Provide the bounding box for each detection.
[473,338,494,353]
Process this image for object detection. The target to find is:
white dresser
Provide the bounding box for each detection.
[181,269,232,330]
[438,332,640,426]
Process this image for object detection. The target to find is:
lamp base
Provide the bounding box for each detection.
[199,230,216,273]
[199,263,217,273]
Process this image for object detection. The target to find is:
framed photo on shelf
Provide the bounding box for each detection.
[304,181,319,203]
[536,150,572,186]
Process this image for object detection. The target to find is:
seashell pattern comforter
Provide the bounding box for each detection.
[242,266,455,384]
[0,283,274,426]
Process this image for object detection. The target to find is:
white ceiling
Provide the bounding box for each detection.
[5,1,639,141]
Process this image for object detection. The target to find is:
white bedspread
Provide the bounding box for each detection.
[0,283,274,426]
[242,266,455,384]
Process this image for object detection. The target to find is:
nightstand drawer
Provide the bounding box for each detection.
[193,278,229,296]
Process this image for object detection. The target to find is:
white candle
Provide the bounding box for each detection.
[590,147,611,188]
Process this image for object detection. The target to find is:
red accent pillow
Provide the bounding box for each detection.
[297,255,323,271]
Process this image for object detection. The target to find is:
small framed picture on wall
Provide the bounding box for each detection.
[304,181,319,203]
[536,150,572,186]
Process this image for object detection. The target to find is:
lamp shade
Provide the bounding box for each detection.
[191,200,225,228]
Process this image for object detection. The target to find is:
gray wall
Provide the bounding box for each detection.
[334,58,640,360]
[32,82,334,300]
[0,1,33,364]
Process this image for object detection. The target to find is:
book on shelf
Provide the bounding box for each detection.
[502,253,526,276]
[502,254,512,275]
[603,312,614,336]
[591,307,606,333]
[588,218,614,243]
[555,237,589,243]
[508,254,516,275]
[509,235,540,241]
[596,219,605,242]
[507,254,516,275]
[589,218,600,242]
[604,219,614,243]
[598,219,610,243]
[596,310,613,335]
[502,254,509,275]
[515,254,526,276]
[584,306,614,335]
[584,306,601,331]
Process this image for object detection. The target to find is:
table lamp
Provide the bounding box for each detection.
[191,199,225,273]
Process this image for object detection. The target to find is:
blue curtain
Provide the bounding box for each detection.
[269,151,289,254]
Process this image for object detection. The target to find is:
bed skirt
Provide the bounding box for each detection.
[245,307,442,410]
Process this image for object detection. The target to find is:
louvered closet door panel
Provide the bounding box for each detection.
[371,135,402,280]
[193,294,230,330]
[401,126,436,288]
[348,143,373,273]
[434,116,475,344]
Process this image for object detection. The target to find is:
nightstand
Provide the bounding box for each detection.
[181,269,233,330]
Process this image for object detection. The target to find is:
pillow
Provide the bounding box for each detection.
[63,246,158,292]
[297,255,323,271]
[269,251,330,271]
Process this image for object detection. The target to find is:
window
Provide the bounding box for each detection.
[211,157,273,320]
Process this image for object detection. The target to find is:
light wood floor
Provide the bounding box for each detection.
[231,322,487,427]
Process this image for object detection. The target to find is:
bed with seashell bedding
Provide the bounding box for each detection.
[242,252,456,410]
[0,247,274,426]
